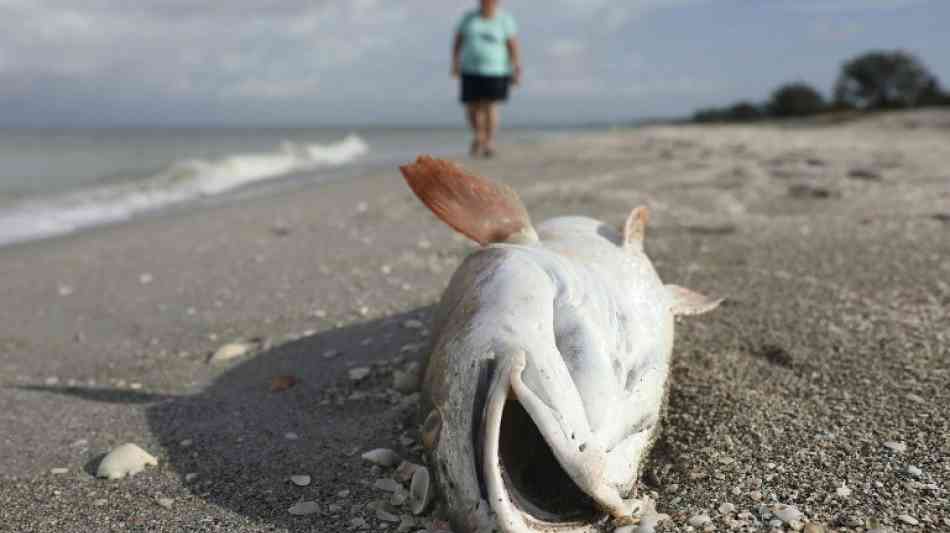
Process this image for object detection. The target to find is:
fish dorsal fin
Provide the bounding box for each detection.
[623,206,649,250]
[400,155,537,245]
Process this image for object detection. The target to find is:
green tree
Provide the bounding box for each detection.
[768,83,825,117]
[834,50,939,109]
[728,101,764,121]
[917,78,950,107]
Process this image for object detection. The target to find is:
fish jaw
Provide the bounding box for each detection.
[479,349,654,532]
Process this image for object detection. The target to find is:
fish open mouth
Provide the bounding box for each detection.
[479,352,614,531]
[497,398,602,523]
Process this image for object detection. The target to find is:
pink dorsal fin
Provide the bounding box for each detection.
[399,155,537,245]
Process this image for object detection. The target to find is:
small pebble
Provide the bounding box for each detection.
[362,448,401,467]
[270,375,298,392]
[348,367,371,381]
[179,439,193,447]
[50,468,69,475]
[209,342,253,364]
[284,432,299,440]
[390,490,409,506]
[718,502,735,514]
[836,483,852,497]
[882,441,907,453]
[688,514,711,527]
[58,284,74,296]
[376,507,400,522]
[139,273,153,284]
[184,473,198,482]
[155,497,173,509]
[290,475,311,487]
[897,514,919,525]
[322,349,340,359]
[402,319,424,329]
[374,478,403,492]
[288,501,320,516]
[906,393,925,403]
[394,461,421,483]
[906,465,922,477]
[772,504,804,524]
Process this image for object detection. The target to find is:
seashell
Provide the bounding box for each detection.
[288,501,320,515]
[289,475,311,487]
[348,367,371,381]
[399,157,722,533]
[409,466,433,516]
[208,342,254,364]
[361,448,401,467]
[771,504,804,523]
[96,443,158,479]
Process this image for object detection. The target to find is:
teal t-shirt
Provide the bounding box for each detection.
[457,9,518,77]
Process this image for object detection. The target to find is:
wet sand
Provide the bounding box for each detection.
[1,110,948,532]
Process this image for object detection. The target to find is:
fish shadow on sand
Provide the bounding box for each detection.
[26,306,436,528]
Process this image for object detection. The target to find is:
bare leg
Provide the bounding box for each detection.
[466,103,481,157]
[482,102,499,157]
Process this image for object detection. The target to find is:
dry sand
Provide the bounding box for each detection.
[0,110,947,532]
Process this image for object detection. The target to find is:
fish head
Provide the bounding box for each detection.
[400,157,721,532]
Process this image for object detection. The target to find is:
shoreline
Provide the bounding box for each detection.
[1,112,947,531]
[0,125,584,251]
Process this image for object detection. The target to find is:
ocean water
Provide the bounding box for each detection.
[0,127,553,247]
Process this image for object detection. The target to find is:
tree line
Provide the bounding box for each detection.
[693,50,950,123]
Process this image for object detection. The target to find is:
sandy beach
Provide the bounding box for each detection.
[1,111,948,532]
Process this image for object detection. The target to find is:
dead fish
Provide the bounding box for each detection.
[400,156,721,533]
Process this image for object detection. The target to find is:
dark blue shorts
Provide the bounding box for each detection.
[461,74,511,103]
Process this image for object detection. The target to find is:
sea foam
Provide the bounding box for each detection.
[0,134,368,247]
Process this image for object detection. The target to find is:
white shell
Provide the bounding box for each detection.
[361,448,401,467]
[96,443,158,479]
[288,501,320,515]
[409,466,433,515]
[208,342,253,364]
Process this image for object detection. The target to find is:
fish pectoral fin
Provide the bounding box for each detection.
[667,284,723,316]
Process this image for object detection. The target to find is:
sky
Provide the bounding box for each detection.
[0,0,947,127]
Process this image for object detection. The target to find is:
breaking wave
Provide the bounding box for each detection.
[0,134,368,247]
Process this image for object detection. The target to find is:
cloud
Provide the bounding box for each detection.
[783,0,929,13]
[2,0,938,125]
[810,19,864,41]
